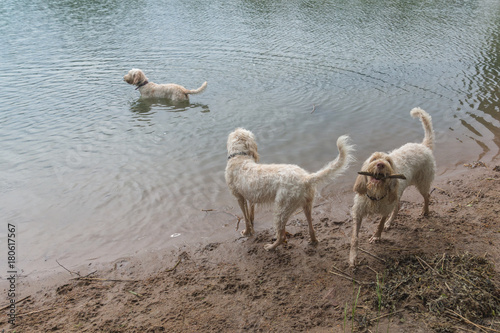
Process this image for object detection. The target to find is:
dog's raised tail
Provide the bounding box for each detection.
[187,81,207,95]
[308,135,355,186]
[410,107,434,150]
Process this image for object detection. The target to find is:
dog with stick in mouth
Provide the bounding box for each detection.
[349,108,436,266]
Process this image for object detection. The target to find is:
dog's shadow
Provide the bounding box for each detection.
[129,98,210,119]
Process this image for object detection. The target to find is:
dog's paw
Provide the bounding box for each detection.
[383,222,392,230]
[308,239,319,246]
[241,229,254,237]
[349,249,358,267]
[369,235,381,243]
[263,243,275,251]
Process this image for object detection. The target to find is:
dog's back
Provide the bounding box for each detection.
[390,108,436,194]
[227,159,313,204]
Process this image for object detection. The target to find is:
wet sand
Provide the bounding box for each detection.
[1,158,499,332]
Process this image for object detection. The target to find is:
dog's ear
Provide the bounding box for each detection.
[385,156,396,171]
[246,140,259,162]
[132,70,146,85]
[353,175,368,194]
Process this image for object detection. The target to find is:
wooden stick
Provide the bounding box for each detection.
[372,309,404,321]
[17,307,54,318]
[415,255,439,274]
[445,309,500,333]
[366,266,379,275]
[201,208,242,230]
[357,171,406,180]
[71,277,137,282]
[329,271,368,285]
[359,248,386,263]
[0,296,30,311]
[165,258,182,272]
[56,259,80,276]
[329,266,372,285]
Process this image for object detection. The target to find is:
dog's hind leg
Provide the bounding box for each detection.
[264,226,286,251]
[417,184,431,216]
[264,202,293,251]
[248,201,255,226]
[303,201,318,245]
[236,195,254,236]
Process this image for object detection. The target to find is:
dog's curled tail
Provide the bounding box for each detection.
[410,107,434,151]
[308,135,355,186]
[187,81,208,95]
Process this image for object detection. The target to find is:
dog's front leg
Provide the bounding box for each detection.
[370,215,388,243]
[349,215,363,266]
[236,195,254,236]
[384,200,400,230]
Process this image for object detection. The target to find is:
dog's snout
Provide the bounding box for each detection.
[376,162,385,169]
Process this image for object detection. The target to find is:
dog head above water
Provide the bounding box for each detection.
[123,68,148,86]
[226,128,259,162]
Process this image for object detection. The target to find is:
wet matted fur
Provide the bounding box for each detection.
[349,108,436,266]
[123,68,207,102]
[225,128,354,251]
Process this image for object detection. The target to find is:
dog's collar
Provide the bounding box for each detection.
[366,193,387,201]
[227,152,248,160]
[135,80,149,90]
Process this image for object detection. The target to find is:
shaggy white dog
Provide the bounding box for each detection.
[349,108,436,266]
[225,128,354,251]
[123,68,207,102]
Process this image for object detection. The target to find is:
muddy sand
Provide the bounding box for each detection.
[1,161,500,333]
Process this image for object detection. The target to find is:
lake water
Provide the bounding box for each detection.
[1,0,499,275]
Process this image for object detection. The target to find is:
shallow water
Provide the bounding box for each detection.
[1,0,499,274]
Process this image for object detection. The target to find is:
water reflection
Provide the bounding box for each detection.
[129,98,210,122]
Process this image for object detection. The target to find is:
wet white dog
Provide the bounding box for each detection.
[225,128,354,251]
[349,108,436,266]
[123,68,207,102]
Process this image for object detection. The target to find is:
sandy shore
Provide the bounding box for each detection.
[1,159,499,332]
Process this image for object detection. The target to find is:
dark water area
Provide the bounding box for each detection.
[0,0,499,274]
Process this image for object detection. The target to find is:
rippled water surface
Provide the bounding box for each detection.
[1,0,499,273]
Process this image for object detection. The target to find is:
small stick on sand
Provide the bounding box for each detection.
[165,258,182,272]
[0,296,30,311]
[328,271,371,285]
[445,309,500,333]
[71,277,137,282]
[17,307,54,318]
[56,259,81,277]
[372,309,404,321]
[202,208,242,231]
[359,248,386,263]
[330,265,372,285]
